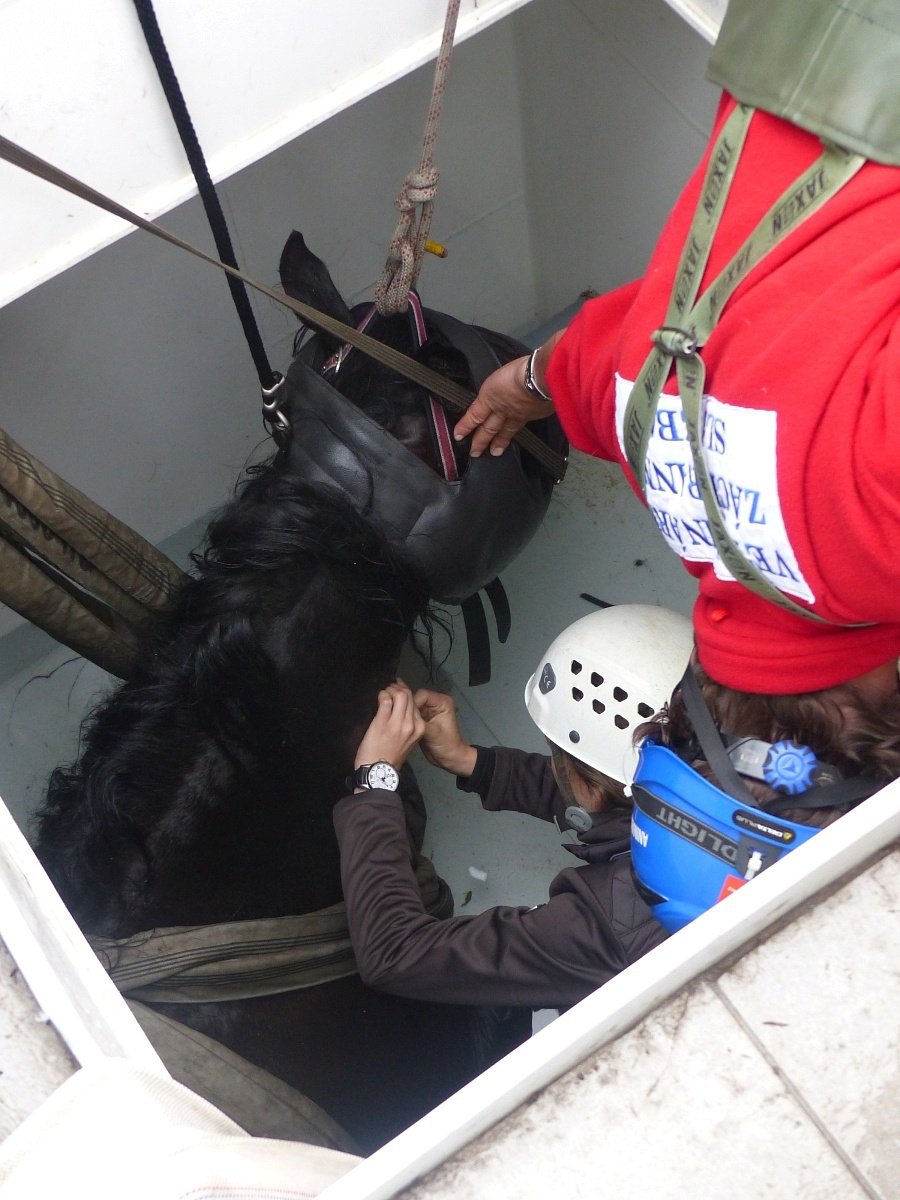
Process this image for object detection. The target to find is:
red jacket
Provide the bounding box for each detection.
[546,95,900,694]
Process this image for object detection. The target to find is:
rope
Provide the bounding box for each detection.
[374,0,461,315]
[131,0,284,402]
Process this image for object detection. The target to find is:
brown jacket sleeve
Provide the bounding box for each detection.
[460,746,568,826]
[333,776,666,1011]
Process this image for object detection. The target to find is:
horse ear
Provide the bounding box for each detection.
[279,231,354,329]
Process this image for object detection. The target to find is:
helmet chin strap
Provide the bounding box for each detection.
[679,666,881,812]
[679,667,758,805]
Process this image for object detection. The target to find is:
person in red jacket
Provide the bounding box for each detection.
[453,0,900,701]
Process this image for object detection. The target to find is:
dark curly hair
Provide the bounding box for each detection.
[636,661,900,826]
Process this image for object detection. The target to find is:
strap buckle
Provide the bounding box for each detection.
[651,326,699,357]
[261,373,290,444]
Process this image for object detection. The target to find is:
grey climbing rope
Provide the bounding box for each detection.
[374,0,460,315]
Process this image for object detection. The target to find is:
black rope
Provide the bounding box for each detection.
[131,0,283,399]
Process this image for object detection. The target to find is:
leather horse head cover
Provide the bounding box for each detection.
[276,308,567,605]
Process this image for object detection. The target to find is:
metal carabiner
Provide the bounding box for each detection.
[261,372,290,444]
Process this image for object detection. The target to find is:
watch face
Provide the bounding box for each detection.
[368,762,399,791]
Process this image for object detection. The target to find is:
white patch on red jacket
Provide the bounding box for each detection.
[614,373,814,604]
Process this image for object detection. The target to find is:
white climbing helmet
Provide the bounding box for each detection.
[523,605,694,781]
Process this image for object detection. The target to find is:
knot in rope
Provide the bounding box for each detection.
[374,0,460,316]
[401,168,439,206]
[375,167,439,315]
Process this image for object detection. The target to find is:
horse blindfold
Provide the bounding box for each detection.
[278,317,566,606]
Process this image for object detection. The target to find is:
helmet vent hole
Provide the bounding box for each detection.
[591,672,603,687]
[571,660,583,675]
[613,686,628,703]
[592,699,606,715]
[572,687,583,701]
[569,730,581,744]
[637,702,654,718]
[614,715,630,730]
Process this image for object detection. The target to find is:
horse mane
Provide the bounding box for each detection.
[34,462,433,937]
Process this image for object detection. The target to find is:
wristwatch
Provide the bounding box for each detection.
[351,761,400,792]
[522,347,553,403]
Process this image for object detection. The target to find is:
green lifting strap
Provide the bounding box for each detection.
[622,104,866,625]
[0,425,186,677]
[0,535,141,679]
[0,426,184,610]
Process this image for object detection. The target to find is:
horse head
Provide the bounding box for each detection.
[276,231,568,608]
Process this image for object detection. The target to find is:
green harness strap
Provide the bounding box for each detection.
[622,104,866,623]
[88,853,453,1004]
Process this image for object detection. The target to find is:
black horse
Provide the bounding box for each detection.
[33,234,561,1151]
[34,469,528,1151]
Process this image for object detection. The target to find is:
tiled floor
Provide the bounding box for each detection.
[400,842,900,1200]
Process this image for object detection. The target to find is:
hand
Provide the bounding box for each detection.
[355,682,425,774]
[413,689,477,777]
[452,357,550,458]
[452,332,564,458]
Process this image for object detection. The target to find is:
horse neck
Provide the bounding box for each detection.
[83,713,351,936]
[39,478,424,939]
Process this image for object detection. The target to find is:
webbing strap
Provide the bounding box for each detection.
[0,133,565,481]
[0,491,151,631]
[484,576,511,643]
[0,425,184,610]
[679,665,758,806]
[89,855,453,1004]
[407,290,459,482]
[127,1000,359,1152]
[0,422,185,676]
[0,536,139,678]
[459,593,492,687]
[623,103,754,480]
[622,105,866,622]
[319,293,460,482]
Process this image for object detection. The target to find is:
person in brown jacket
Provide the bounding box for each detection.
[334,605,693,1011]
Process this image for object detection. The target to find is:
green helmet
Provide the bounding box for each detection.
[707,0,900,165]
